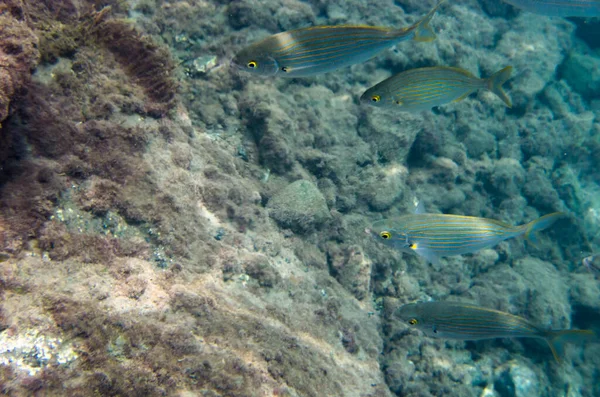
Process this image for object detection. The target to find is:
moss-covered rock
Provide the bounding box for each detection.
[0,2,40,128]
[267,180,330,233]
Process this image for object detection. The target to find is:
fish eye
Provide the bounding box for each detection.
[380,231,392,240]
[247,60,258,69]
[408,318,418,325]
[371,95,381,103]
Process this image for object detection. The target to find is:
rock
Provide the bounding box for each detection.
[513,257,570,328]
[358,165,407,211]
[561,52,600,100]
[326,244,372,300]
[494,362,539,397]
[267,180,330,233]
[485,158,526,199]
[358,111,422,165]
[243,253,281,288]
[464,129,496,158]
[0,7,40,128]
[522,157,563,211]
[496,16,574,108]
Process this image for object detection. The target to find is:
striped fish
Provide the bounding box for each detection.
[502,0,600,17]
[369,210,564,264]
[396,301,596,362]
[231,1,445,77]
[583,253,600,274]
[360,66,513,112]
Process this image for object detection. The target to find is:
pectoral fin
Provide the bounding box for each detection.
[412,244,441,265]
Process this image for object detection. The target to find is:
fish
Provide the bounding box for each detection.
[360,66,513,111]
[368,203,564,264]
[583,253,600,274]
[231,0,445,77]
[396,301,596,362]
[502,0,600,17]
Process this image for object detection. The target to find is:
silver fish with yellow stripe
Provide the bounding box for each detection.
[396,301,596,362]
[361,66,513,111]
[369,208,564,264]
[502,0,600,17]
[231,1,445,77]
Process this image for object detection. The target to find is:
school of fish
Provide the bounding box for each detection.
[232,0,598,364]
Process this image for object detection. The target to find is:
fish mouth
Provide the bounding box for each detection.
[364,228,371,235]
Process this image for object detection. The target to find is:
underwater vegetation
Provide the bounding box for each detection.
[0,1,39,129]
[0,0,599,396]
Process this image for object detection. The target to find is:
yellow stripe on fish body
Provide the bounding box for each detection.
[231,1,444,77]
[398,302,542,340]
[396,301,597,362]
[370,212,564,264]
[361,65,513,111]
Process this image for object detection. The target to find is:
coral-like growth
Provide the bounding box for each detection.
[17,0,176,116]
[92,16,178,116]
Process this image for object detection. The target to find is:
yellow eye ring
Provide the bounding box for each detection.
[247,61,258,68]
[371,95,381,103]
[408,318,418,325]
[380,231,392,240]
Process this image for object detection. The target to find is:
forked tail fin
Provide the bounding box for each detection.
[486,66,513,107]
[521,212,565,245]
[544,329,597,363]
[412,0,446,42]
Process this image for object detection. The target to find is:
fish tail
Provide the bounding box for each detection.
[544,329,596,363]
[486,66,513,107]
[521,212,565,245]
[412,0,445,42]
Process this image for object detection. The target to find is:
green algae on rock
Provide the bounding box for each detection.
[267,180,330,233]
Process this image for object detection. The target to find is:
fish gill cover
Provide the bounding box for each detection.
[0,0,599,396]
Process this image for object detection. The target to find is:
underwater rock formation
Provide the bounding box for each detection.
[93,17,178,116]
[0,1,39,128]
[267,179,330,233]
[562,51,600,100]
[0,0,599,396]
